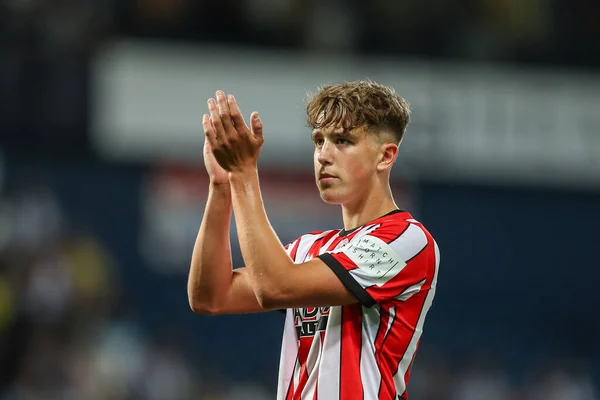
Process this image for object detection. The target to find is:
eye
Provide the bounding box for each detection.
[314,138,324,146]
[336,138,351,145]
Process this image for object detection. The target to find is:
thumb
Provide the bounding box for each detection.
[250,112,263,139]
[203,134,211,153]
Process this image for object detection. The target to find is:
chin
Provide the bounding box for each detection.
[318,188,346,205]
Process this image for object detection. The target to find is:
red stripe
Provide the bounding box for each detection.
[378,248,436,399]
[309,230,339,257]
[373,304,390,355]
[374,304,395,400]
[289,239,301,261]
[325,234,346,252]
[366,243,430,305]
[330,252,360,272]
[352,219,410,244]
[293,338,312,399]
[339,304,363,400]
[378,299,424,400]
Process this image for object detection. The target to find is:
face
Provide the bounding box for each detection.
[312,126,389,205]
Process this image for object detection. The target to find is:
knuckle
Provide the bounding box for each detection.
[226,135,238,144]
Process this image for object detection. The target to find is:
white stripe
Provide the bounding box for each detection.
[295,231,333,262]
[317,306,342,400]
[276,310,300,400]
[394,278,426,302]
[300,333,323,400]
[388,223,428,264]
[293,357,301,395]
[385,306,396,338]
[360,305,382,399]
[393,238,440,397]
[319,232,339,253]
[285,239,298,256]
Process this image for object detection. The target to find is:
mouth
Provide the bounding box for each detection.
[318,173,337,182]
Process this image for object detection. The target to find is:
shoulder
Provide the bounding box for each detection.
[284,229,340,260]
[363,211,419,239]
[285,229,339,246]
[351,211,435,254]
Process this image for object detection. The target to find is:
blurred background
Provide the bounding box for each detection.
[1,0,599,399]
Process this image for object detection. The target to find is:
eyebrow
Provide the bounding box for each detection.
[311,129,356,139]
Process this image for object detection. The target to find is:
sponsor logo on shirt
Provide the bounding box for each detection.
[293,307,330,338]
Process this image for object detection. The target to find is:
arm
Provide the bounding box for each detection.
[187,115,266,315]
[205,91,356,309]
[229,170,357,309]
[188,183,265,314]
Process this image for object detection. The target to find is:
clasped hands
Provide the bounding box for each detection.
[202,90,264,177]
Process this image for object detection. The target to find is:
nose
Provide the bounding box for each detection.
[317,141,334,166]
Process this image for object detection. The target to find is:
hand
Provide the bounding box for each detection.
[204,90,264,173]
[202,130,229,185]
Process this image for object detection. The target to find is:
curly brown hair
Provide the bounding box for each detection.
[306,81,411,144]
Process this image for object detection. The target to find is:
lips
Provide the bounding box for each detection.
[319,173,337,181]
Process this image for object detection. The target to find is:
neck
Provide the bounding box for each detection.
[340,183,398,231]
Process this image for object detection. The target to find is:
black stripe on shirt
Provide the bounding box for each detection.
[318,253,376,308]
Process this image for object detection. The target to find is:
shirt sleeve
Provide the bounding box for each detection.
[318,221,432,307]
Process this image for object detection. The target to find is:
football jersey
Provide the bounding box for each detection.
[277,210,440,400]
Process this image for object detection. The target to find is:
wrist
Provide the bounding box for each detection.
[209,180,231,191]
[228,168,258,184]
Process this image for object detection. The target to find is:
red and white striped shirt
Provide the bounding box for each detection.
[277,210,440,400]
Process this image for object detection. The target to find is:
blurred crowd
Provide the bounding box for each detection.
[0,182,213,400]
[2,0,600,66]
[120,0,600,67]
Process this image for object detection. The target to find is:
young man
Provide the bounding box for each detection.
[188,81,440,400]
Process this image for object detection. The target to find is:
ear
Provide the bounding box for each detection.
[376,142,399,172]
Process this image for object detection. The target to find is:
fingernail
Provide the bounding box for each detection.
[216,90,224,97]
[228,94,235,102]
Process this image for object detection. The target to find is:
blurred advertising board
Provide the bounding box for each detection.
[91,40,600,189]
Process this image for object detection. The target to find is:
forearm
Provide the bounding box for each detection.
[188,182,234,311]
[229,169,294,301]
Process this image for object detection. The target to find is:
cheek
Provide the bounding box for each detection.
[342,156,371,182]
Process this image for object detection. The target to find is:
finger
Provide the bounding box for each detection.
[208,98,227,144]
[202,113,214,136]
[202,113,218,149]
[216,90,235,134]
[250,112,263,140]
[227,94,248,134]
